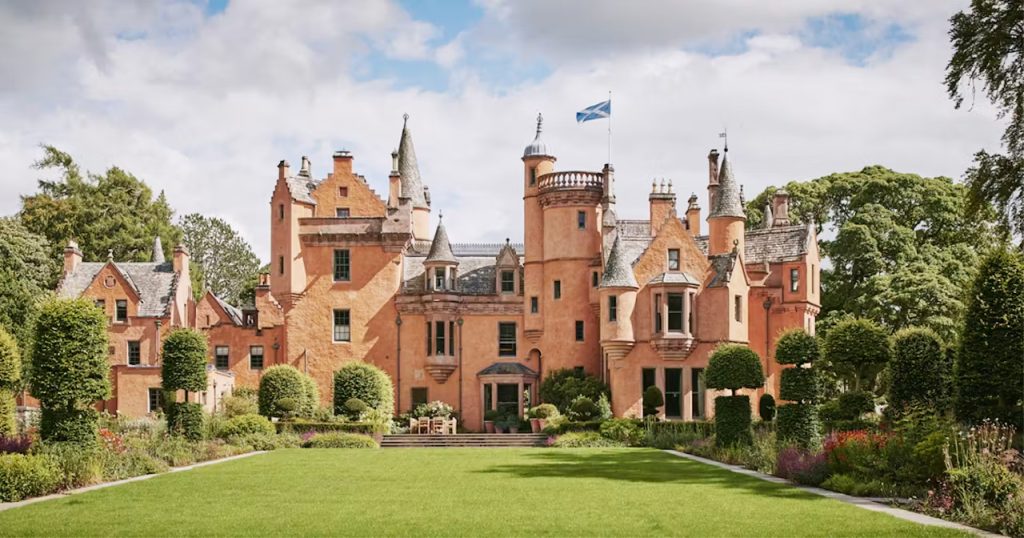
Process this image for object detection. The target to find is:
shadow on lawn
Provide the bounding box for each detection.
[478,450,824,501]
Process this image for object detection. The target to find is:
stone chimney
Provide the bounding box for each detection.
[707,149,720,211]
[649,179,677,237]
[685,194,701,237]
[298,156,311,177]
[772,188,791,226]
[332,150,353,176]
[63,240,82,276]
[173,244,190,275]
[277,160,290,181]
[388,149,400,207]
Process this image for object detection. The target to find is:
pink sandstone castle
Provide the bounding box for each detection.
[44,114,820,427]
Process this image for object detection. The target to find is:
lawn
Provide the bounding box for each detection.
[0,448,962,537]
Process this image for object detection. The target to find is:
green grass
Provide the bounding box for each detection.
[0,448,963,537]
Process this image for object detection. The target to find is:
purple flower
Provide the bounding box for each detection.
[0,436,32,455]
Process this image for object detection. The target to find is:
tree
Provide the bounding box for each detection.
[30,298,109,444]
[706,345,764,446]
[822,318,891,392]
[258,365,312,419]
[642,386,664,417]
[0,217,55,354]
[775,330,822,448]
[889,328,951,416]
[955,248,1024,428]
[538,368,611,413]
[179,214,262,306]
[946,0,1024,239]
[161,328,208,439]
[0,325,21,435]
[19,146,181,264]
[746,167,1000,343]
[333,362,394,417]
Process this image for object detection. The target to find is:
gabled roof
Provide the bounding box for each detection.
[478,362,538,376]
[286,176,319,205]
[403,241,524,295]
[208,291,243,326]
[695,224,812,264]
[59,261,177,317]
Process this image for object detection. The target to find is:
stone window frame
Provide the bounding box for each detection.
[127,340,141,366]
[115,299,128,323]
[249,345,265,370]
[498,322,517,357]
[214,345,230,370]
[333,249,351,282]
[333,309,351,342]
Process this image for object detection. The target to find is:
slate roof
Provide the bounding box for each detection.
[648,272,701,286]
[59,262,178,317]
[210,292,243,326]
[286,176,318,205]
[403,254,522,295]
[398,116,429,209]
[600,234,639,288]
[478,362,538,376]
[424,221,458,264]
[709,154,746,219]
[694,224,811,264]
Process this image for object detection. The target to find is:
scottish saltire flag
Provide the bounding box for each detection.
[576,100,611,123]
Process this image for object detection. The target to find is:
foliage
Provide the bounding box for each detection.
[714,395,752,447]
[541,419,604,436]
[411,400,453,419]
[955,248,1024,428]
[221,393,258,418]
[642,386,664,417]
[218,414,275,438]
[946,0,1024,239]
[837,391,875,419]
[596,393,612,420]
[301,376,319,418]
[258,365,308,419]
[529,404,559,419]
[0,453,60,502]
[178,213,262,306]
[822,318,890,391]
[226,432,302,451]
[776,404,819,449]
[823,430,889,477]
[758,394,776,422]
[549,432,625,448]
[779,367,820,404]
[166,403,205,441]
[706,345,764,395]
[40,407,98,445]
[774,330,819,366]
[161,328,208,393]
[0,325,20,436]
[567,395,599,421]
[0,436,32,455]
[599,418,644,446]
[642,420,715,449]
[0,217,55,354]
[275,421,389,435]
[20,145,182,265]
[37,441,102,489]
[538,368,610,413]
[821,473,892,498]
[301,432,378,449]
[332,362,394,417]
[233,387,258,400]
[889,327,951,415]
[775,447,829,486]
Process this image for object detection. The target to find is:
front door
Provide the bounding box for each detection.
[665,368,682,418]
[496,384,519,416]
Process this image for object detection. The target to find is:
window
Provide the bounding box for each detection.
[115,300,128,322]
[734,295,743,322]
[147,388,163,414]
[95,299,105,313]
[449,321,455,356]
[335,208,350,218]
[435,320,446,356]
[691,368,706,418]
[278,204,284,220]
[577,211,586,230]
[667,293,683,331]
[279,255,284,275]
[665,368,682,418]
[249,346,264,369]
[339,186,349,197]
[529,168,536,186]
[608,295,618,322]
[642,368,656,393]
[215,346,229,370]
[434,268,446,290]
[811,264,816,291]
[426,322,432,355]
[333,249,350,282]
[592,271,598,287]
[553,280,561,299]
[654,293,662,332]
[411,387,428,408]
[500,270,515,294]
[127,341,141,366]
[573,366,585,376]
[498,322,517,356]
[575,320,585,342]
[333,309,351,342]
[530,296,538,314]
[790,268,799,292]
[668,249,680,271]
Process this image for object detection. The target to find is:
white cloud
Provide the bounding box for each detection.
[0,0,1005,266]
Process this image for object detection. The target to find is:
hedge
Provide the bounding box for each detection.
[551,432,626,448]
[599,418,645,445]
[219,414,275,438]
[647,420,714,438]
[837,391,874,419]
[167,402,205,441]
[275,421,388,435]
[706,345,764,394]
[333,362,393,417]
[777,403,819,449]
[779,367,820,404]
[0,453,60,502]
[541,419,604,435]
[775,329,819,366]
[301,432,378,449]
[538,368,610,413]
[161,328,208,393]
[714,395,752,447]
[889,327,949,415]
[258,365,308,418]
[40,407,98,445]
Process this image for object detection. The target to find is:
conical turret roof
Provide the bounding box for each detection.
[600,234,638,289]
[709,152,746,219]
[152,236,165,263]
[425,218,457,264]
[398,114,429,209]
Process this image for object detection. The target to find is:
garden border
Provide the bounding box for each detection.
[664,450,998,537]
[0,451,267,513]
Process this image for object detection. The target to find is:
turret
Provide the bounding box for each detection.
[423,216,458,292]
[522,114,555,340]
[707,150,746,256]
[599,235,637,362]
[397,114,431,240]
[649,179,676,237]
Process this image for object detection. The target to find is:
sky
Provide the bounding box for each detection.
[0,0,1006,261]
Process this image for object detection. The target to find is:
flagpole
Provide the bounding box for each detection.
[607,90,612,165]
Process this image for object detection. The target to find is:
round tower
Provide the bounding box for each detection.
[707,150,746,255]
[599,235,638,362]
[522,114,555,340]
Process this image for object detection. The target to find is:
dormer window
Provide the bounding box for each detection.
[434,268,447,291]
[668,249,680,271]
[500,271,515,294]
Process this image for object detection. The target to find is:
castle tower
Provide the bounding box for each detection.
[707,150,746,255]
[269,159,314,308]
[599,234,638,362]
[522,114,555,341]
[398,114,431,241]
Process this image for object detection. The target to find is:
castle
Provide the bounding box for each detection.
[46,114,820,427]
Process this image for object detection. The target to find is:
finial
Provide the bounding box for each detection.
[720,128,729,152]
[505,237,510,245]
[667,179,673,193]
[536,113,543,135]
[438,210,444,221]
[651,180,657,193]
[403,113,409,126]
[107,249,113,261]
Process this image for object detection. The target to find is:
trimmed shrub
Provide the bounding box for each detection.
[0,453,60,501]
[222,394,258,418]
[276,421,388,435]
[568,396,599,421]
[541,419,604,435]
[714,395,753,447]
[530,403,559,419]
[333,362,393,417]
[599,418,644,446]
[301,375,320,418]
[777,404,820,449]
[779,367,820,403]
[30,299,109,443]
[889,328,950,415]
[759,394,776,422]
[642,386,664,417]
[822,318,890,391]
[550,431,625,448]
[161,328,208,394]
[706,345,765,395]
[227,432,301,451]
[0,325,21,437]
[775,329,819,366]
[40,408,98,445]
[538,368,610,413]
[344,398,370,419]
[302,432,378,449]
[837,391,874,419]
[258,365,307,419]
[166,402,204,441]
[219,414,275,438]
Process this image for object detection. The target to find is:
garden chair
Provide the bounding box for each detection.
[409,417,419,433]
[430,417,446,434]
[418,417,431,434]
[446,418,457,435]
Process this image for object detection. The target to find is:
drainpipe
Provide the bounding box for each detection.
[762,296,773,394]
[457,317,464,418]
[537,350,543,403]
[395,315,402,413]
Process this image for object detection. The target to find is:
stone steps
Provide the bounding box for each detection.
[381,433,548,448]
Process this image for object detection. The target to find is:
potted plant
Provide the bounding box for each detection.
[528,407,540,433]
[484,409,499,433]
[506,415,520,434]
[531,403,558,432]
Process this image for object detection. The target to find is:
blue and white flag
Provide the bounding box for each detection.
[576,100,611,123]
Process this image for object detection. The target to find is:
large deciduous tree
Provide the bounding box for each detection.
[946,0,1024,240]
[19,146,181,263]
[179,213,261,306]
[0,217,55,352]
